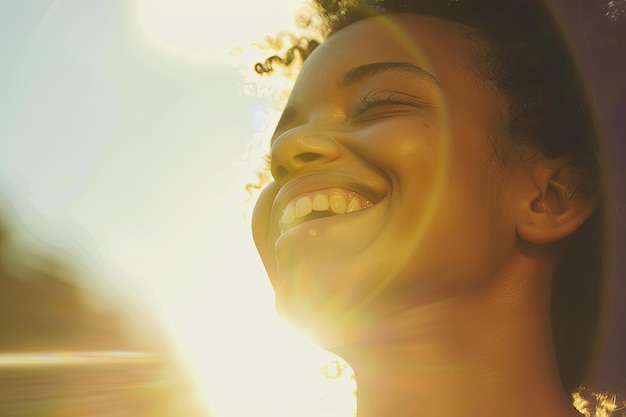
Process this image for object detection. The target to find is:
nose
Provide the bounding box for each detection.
[270,127,342,184]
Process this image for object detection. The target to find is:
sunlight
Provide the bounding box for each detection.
[159,183,356,417]
[135,2,359,415]
[137,0,304,59]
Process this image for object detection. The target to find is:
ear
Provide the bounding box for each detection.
[516,157,598,244]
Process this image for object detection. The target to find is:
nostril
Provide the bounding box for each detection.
[273,153,320,181]
[295,152,321,163]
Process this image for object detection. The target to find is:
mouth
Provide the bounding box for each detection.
[279,188,375,234]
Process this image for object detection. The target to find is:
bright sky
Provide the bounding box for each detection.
[0,1,355,416]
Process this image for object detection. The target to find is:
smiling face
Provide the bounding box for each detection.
[252,14,526,344]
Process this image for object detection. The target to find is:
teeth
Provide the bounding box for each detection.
[312,194,329,211]
[295,196,312,218]
[281,203,295,225]
[329,192,347,214]
[346,198,360,213]
[280,189,375,232]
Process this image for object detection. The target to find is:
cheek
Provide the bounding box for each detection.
[349,120,446,208]
[351,119,441,163]
[376,128,512,296]
[339,121,460,290]
[422,151,516,287]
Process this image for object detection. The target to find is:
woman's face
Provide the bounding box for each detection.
[252,15,525,342]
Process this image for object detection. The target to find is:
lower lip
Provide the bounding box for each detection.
[275,201,382,246]
[279,217,330,239]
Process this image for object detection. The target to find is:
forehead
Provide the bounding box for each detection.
[289,14,476,104]
[272,14,503,143]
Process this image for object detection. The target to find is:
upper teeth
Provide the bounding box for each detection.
[279,189,373,231]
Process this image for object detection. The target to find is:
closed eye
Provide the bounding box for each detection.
[353,90,433,118]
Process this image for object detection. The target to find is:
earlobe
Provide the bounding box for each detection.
[517,159,598,244]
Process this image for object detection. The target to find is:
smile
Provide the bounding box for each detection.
[279,188,374,234]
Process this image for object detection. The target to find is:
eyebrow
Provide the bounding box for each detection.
[338,61,442,90]
[271,62,442,143]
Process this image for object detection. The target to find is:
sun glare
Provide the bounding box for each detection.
[137,0,304,59]
[134,1,357,416]
[161,185,356,417]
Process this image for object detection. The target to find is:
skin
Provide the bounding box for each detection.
[252,14,595,417]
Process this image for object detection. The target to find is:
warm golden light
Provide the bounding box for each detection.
[137,0,304,59]
[572,388,626,417]
[133,2,358,415]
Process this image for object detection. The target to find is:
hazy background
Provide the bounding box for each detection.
[0,1,355,416]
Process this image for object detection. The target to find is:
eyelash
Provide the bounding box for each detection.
[354,91,431,117]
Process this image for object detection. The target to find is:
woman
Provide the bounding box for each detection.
[252,1,620,416]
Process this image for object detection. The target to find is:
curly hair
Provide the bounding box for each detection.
[256,0,613,394]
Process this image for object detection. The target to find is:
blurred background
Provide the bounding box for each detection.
[0,1,356,416]
[0,1,623,416]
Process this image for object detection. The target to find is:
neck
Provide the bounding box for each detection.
[331,255,582,417]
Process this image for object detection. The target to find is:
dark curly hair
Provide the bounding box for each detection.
[256,0,615,395]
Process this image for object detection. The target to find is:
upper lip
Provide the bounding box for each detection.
[272,172,388,218]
